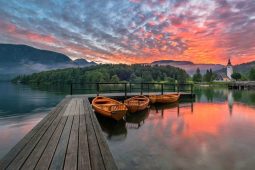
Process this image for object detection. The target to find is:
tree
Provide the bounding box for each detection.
[231,72,241,81]
[193,68,202,82]
[111,75,120,83]
[203,70,210,82]
[249,68,255,80]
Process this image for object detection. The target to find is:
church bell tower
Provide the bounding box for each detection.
[227,59,233,79]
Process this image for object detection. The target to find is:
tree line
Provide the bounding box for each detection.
[12,64,189,85]
[192,67,255,82]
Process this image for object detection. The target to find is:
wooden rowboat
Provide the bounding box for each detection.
[92,96,128,121]
[149,93,180,104]
[124,95,150,113]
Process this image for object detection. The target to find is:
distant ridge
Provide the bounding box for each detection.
[151,60,224,75]
[73,58,97,66]
[152,60,193,65]
[0,44,96,80]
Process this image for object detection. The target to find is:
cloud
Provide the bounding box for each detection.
[0,0,254,64]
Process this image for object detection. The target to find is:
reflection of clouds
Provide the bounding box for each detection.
[1,0,255,64]
[0,112,46,159]
[109,101,255,169]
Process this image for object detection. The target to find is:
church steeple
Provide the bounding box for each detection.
[226,58,233,79]
[227,58,232,66]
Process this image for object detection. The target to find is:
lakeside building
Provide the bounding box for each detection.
[214,59,233,82]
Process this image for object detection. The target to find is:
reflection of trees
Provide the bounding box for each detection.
[193,88,202,102]
[250,94,255,103]
[96,115,127,141]
[233,91,242,101]
[232,90,255,106]
[193,86,228,102]
[204,88,214,102]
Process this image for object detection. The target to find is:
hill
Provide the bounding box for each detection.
[0,44,96,80]
[12,64,189,85]
[151,60,224,75]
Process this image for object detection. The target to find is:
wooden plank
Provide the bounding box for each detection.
[35,113,68,169]
[64,100,79,170]
[0,98,68,169]
[20,99,70,170]
[4,99,69,170]
[1,96,118,170]
[84,98,105,170]
[84,98,118,170]
[78,98,91,170]
[49,116,73,170]
[49,99,76,170]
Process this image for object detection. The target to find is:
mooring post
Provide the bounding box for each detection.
[161,84,164,95]
[141,83,143,95]
[96,83,99,96]
[70,83,73,95]
[124,83,127,97]
[191,84,193,94]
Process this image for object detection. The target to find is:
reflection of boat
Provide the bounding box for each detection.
[148,102,179,120]
[125,109,149,129]
[149,93,180,104]
[124,95,150,113]
[92,96,128,121]
[97,116,127,141]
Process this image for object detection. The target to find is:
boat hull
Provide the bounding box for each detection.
[124,96,150,113]
[149,93,180,104]
[92,96,128,121]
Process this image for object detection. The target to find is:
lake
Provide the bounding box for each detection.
[0,82,65,159]
[0,82,255,170]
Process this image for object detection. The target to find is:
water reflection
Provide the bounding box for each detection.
[97,115,127,141]
[103,87,255,170]
[0,112,46,158]
[126,109,149,129]
[0,82,65,159]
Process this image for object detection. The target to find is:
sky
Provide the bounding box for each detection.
[0,0,255,65]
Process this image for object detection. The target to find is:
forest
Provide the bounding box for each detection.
[12,64,189,85]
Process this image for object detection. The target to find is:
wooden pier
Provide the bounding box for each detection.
[70,92,195,101]
[0,82,195,169]
[0,96,117,170]
[70,82,194,97]
[228,81,255,90]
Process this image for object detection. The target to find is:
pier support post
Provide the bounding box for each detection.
[161,84,164,95]
[96,83,99,96]
[70,83,73,95]
[191,84,193,94]
[141,83,143,95]
[124,83,127,97]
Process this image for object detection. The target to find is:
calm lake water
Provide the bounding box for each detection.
[0,82,65,159]
[0,82,255,170]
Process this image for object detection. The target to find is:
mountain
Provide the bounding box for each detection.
[215,61,255,75]
[73,58,96,67]
[151,60,225,75]
[0,44,96,80]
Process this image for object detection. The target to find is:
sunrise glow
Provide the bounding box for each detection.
[0,0,255,64]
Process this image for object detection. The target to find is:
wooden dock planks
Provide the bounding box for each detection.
[0,96,117,170]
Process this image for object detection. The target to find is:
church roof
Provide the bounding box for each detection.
[227,58,232,66]
[215,73,230,80]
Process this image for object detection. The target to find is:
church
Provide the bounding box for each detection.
[214,59,233,81]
